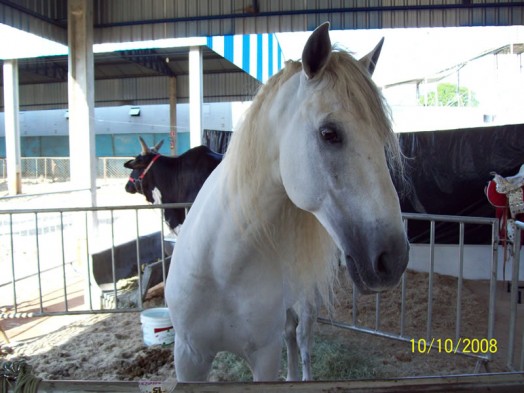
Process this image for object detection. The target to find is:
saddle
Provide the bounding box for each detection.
[485,164,524,243]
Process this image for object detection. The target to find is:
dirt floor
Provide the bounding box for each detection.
[1,268,518,382]
[0,180,522,382]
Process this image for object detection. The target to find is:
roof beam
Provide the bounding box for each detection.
[0,0,66,28]
[118,49,176,77]
[19,59,67,82]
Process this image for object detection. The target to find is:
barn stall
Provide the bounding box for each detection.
[1,123,524,388]
[2,0,524,391]
[1,143,523,389]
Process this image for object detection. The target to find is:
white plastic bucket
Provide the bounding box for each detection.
[140,307,175,346]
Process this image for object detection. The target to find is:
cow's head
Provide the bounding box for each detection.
[124,137,164,197]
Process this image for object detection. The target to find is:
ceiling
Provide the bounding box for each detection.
[12,46,243,85]
[1,0,524,103]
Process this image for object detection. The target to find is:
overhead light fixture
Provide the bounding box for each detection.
[129,107,141,116]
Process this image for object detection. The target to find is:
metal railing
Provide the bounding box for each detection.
[2,206,520,373]
[319,213,500,372]
[0,203,189,319]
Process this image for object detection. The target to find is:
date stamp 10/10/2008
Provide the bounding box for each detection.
[410,338,498,355]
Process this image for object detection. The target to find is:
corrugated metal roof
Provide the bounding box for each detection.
[2,1,524,45]
[7,45,240,84]
[0,0,67,43]
[1,0,523,108]
[0,72,260,110]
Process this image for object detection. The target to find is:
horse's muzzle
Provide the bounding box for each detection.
[344,240,410,295]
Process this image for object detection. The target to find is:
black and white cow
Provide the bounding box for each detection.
[124,137,222,230]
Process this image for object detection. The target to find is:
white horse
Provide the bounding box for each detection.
[165,22,409,382]
[283,33,387,383]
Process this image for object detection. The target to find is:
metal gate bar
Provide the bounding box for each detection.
[0,203,190,320]
[3,207,521,372]
[320,212,500,369]
[507,220,523,371]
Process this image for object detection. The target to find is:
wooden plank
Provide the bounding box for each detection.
[175,373,524,393]
[31,373,524,393]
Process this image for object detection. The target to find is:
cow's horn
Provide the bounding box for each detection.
[153,139,164,152]
[139,136,149,155]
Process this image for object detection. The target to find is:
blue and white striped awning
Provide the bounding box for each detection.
[206,33,284,83]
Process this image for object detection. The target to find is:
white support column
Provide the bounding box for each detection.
[189,46,203,148]
[67,0,96,206]
[3,59,22,195]
[169,76,177,156]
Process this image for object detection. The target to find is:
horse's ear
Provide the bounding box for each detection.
[153,139,164,152]
[139,136,150,155]
[359,37,384,76]
[302,22,331,80]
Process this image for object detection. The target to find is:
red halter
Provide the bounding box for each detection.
[128,154,161,193]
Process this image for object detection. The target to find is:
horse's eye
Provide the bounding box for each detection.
[320,127,341,144]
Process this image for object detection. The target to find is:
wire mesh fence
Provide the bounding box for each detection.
[0,157,131,182]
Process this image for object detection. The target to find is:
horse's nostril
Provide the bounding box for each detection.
[375,252,390,276]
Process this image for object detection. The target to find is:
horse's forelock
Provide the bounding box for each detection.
[322,50,407,195]
[224,46,408,238]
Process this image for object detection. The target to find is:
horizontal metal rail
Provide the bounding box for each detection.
[1,207,515,373]
[0,203,191,320]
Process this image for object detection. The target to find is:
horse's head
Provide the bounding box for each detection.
[124,137,164,198]
[275,23,409,294]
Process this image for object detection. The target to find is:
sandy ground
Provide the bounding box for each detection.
[0,180,521,382]
[0,269,515,382]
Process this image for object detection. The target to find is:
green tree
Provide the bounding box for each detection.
[419,82,479,107]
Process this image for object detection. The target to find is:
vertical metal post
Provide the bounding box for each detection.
[400,272,407,337]
[60,212,69,312]
[160,209,167,286]
[400,217,408,337]
[169,76,178,156]
[426,220,435,341]
[352,281,358,326]
[135,209,143,309]
[84,211,94,310]
[488,220,498,363]
[35,213,44,313]
[455,222,465,341]
[515,223,524,370]
[508,221,522,369]
[375,293,381,331]
[110,209,117,307]
[9,214,17,312]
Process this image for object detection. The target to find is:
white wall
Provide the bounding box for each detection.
[408,244,524,281]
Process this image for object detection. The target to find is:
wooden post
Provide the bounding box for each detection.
[169,76,178,156]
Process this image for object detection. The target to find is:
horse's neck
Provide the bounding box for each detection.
[223,177,336,301]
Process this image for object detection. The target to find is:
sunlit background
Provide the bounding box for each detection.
[1,23,523,132]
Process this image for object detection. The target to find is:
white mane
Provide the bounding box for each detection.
[220,49,405,304]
